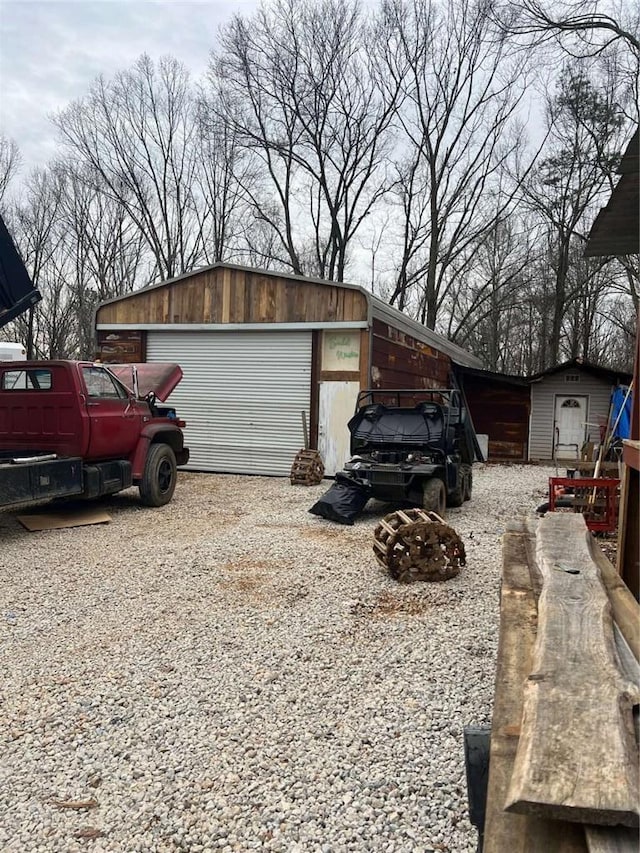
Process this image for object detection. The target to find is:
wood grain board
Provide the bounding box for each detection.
[483,522,588,851]
[505,513,640,827]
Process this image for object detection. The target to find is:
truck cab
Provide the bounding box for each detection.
[0,360,188,508]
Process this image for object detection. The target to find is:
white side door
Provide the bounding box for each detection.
[318,381,360,476]
[554,395,588,459]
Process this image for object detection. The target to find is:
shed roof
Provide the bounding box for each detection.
[584,128,639,257]
[454,364,530,387]
[97,261,482,369]
[529,358,632,385]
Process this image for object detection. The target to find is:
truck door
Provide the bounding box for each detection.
[81,365,144,460]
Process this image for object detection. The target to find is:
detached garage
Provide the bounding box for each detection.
[95,264,480,476]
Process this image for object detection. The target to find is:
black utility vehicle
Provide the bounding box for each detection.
[342,388,480,515]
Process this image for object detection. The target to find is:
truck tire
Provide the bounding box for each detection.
[422,478,446,516]
[139,443,177,507]
[462,464,473,501]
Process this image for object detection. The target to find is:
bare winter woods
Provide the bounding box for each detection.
[1,0,638,371]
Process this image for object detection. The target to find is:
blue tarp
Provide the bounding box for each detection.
[611,385,632,440]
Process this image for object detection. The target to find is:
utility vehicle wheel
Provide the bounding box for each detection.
[462,464,473,501]
[447,471,464,508]
[139,443,177,507]
[422,478,446,516]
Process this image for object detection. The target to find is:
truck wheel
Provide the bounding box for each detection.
[139,443,177,507]
[422,478,446,516]
[462,464,473,501]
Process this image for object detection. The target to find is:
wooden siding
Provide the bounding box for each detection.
[370,319,451,389]
[95,267,369,326]
[529,369,612,460]
[461,377,530,461]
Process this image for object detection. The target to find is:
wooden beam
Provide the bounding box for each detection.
[588,537,640,661]
[483,522,587,851]
[585,826,640,852]
[505,514,640,827]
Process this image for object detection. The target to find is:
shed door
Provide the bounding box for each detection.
[146,330,311,475]
[318,381,360,476]
[554,395,587,459]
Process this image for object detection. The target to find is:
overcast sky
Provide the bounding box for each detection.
[0,0,261,171]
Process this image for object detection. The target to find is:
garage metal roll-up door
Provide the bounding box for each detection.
[146,330,312,476]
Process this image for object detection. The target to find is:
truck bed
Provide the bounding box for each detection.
[0,454,83,508]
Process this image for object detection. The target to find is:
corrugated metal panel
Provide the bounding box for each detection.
[146,331,311,476]
[529,369,613,460]
[370,300,483,369]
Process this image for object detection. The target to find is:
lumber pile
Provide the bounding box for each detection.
[484,514,640,851]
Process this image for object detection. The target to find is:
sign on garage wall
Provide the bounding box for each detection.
[321,330,360,372]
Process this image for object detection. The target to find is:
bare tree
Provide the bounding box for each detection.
[378,0,534,329]
[447,215,535,370]
[7,168,77,357]
[193,95,254,264]
[210,0,400,280]
[499,0,639,54]
[496,0,639,123]
[56,164,148,357]
[53,55,205,282]
[521,66,627,366]
[0,137,21,205]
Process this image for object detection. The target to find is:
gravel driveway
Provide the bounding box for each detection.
[0,464,555,852]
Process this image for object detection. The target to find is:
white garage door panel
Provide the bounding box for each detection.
[146,331,311,475]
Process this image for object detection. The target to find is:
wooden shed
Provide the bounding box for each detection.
[528,358,632,462]
[455,366,530,462]
[95,263,481,476]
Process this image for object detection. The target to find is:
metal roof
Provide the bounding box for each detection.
[584,129,639,257]
[97,261,482,368]
[528,358,632,385]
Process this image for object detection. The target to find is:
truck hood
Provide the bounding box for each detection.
[0,214,42,329]
[108,363,183,402]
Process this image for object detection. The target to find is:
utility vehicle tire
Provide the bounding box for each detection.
[462,464,473,501]
[139,443,177,507]
[447,470,465,508]
[422,478,446,516]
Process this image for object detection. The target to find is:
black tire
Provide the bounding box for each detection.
[422,478,446,516]
[139,443,177,507]
[447,469,465,508]
[462,464,473,502]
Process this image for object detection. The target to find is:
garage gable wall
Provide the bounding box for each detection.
[96,266,369,326]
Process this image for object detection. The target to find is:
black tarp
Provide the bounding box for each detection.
[0,214,41,329]
[308,472,372,525]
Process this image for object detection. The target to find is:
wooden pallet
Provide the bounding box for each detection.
[373,507,466,583]
[289,449,324,485]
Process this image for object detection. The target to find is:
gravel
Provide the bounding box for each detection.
[0,463,556,852]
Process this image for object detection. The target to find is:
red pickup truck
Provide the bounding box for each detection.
[0,360,189,509]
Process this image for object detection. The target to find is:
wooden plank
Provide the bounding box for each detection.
[221,267,231,323]
[505,513,640,827]
[585,826,639,852]
[359,328,370,389]
[589,538,640,662]
[484,522,587,852]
